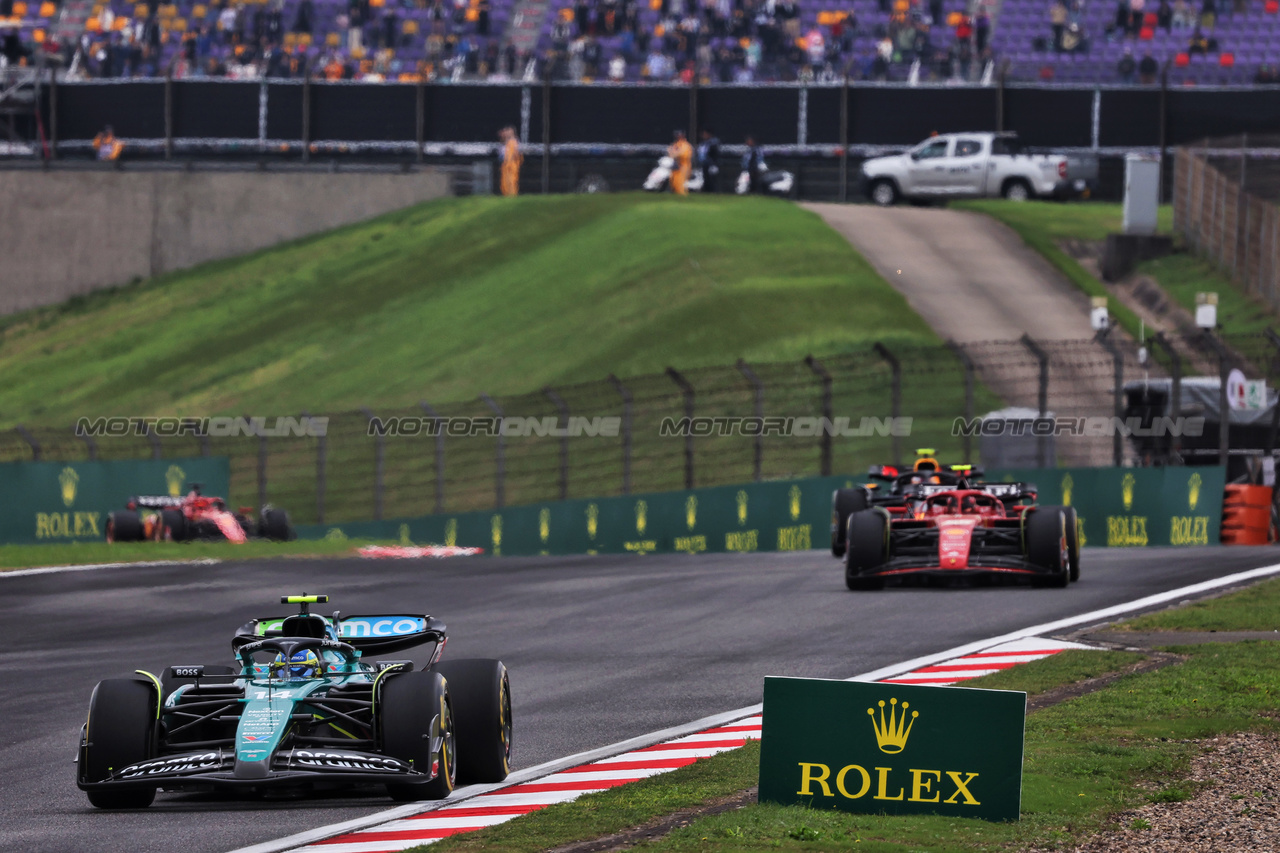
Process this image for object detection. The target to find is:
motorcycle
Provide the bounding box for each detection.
[643,156,705,192]
[735,161,795,196]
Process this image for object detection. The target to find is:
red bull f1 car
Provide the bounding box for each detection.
[105,483,294,543]
[841,481,1080,590]
[76,594,513,808]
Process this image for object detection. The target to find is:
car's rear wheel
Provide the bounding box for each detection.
[831,488,869,557]
[82,678,157,809]
[382,671,455,801]
[845,511,887,591]
[1002,179,1033,201]
[258,508,294,541]
[1027,507,1069,588]
[159,509,188,542]
[869,179,899,207]
[434,659,512,784]
[1063,506,1080,582]
[105,511,145,543]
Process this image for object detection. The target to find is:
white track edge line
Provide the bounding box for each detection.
[0,558,221,577]
[228,559,1280,853]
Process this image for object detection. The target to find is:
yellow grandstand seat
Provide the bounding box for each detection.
[11,1,27,16]
[297,31,311,44]
[325,31,339,45]
[351,45,365,58]
[33,27,45,40]
[192,3,206,15]
[173,17,185,29]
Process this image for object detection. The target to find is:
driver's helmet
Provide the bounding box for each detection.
[961,495,979,514]
[274,649,320,680]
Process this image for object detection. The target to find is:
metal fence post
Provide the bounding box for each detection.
[666,368,695,490]
[361,408,385,521]
[481,394,506,508]
[1020,334,1050,468]
[144,423,162,460]
[545,387,570,500]
[301,59,313,164]
[1095,332,1125,467]
[736,359,764,481]
[607,374,633,495]
[946,341,975,464]
[75,424,98,461]
[873,342,902,465]
[1203,335,1232,467]
[257,427,268,510]
[315,415,327,525]
[804,355,833,476]
[15,426,41,461]
[420,402,445,513]
[1151,332,1182,460]
[837,74,848,203]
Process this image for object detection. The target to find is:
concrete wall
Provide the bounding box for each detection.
[0,168,451,315]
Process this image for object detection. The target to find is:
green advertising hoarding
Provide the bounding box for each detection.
[297,466,1225,556]
[758,677,1026,822]
[990,466,1226,548]
[0,458,231,545]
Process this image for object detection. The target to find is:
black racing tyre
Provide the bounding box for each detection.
[160,664,237,697]
[869,179,899,207]
[831,488,869,558]
[434,659,512,784]
[105,511,144,543]
[845,510,887,591]
[1002,178,1033,201]
[159,509,188,542]
[1027,507,1069,588]
[1064,506,1080,582]
[258,508,294,541]
[381,671,455,801]
[82,678,158,809]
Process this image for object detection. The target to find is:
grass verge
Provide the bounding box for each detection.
[422,582,1280,853]
[0,537,390,570]
[1121,574,1280,632]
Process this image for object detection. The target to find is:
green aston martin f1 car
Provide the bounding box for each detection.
[76,595,512,809]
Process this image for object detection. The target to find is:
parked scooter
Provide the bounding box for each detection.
[643,156,705,192]
[735,161,795,196]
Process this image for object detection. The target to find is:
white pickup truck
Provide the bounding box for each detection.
[859,132,1097,206]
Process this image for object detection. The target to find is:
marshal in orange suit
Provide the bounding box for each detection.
[668,130,693,196]
[499,126,523,196]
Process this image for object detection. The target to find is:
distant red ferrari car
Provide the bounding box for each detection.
[105,484,294,543]
[842,483,1078,590]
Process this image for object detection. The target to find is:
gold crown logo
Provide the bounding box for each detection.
[166,464,186,497]
[1188,472,1202,511]
[868,697,918,754]
[736,490,749,526]
[399,523,412,545]
[635,500,648,535]
[1122,472,1136,511]
[59,466,79,507]
[789,485,802,520]
[491,514,503,549]
[685,495,698,531]
[586,503,598,540]
[539,508,551,543]
[444,518,458,547]
[1060,473,1073,508]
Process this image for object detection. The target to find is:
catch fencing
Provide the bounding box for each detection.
[2,330,1275,525]
[1175,136,1280,312]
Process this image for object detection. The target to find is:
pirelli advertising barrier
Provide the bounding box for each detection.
[989,466,1227,548]
[0,458,230,545]
[758,677,1026,821]
[297,475,855,556]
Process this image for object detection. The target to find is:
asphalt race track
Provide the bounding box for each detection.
[1,547,1275,853]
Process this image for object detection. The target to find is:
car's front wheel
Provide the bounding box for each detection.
[82,678,157,809]
[381,671,455,801]
[1027,507,1069,588]
[845,510,887,591]
[869,179,899,207]
[434,659,512,784]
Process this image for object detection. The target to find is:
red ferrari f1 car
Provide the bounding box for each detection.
[842,481,1080,590]
[105,484,294,543]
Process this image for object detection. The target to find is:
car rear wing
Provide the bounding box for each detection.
[237,614,447,656]
[128,495,187,509]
